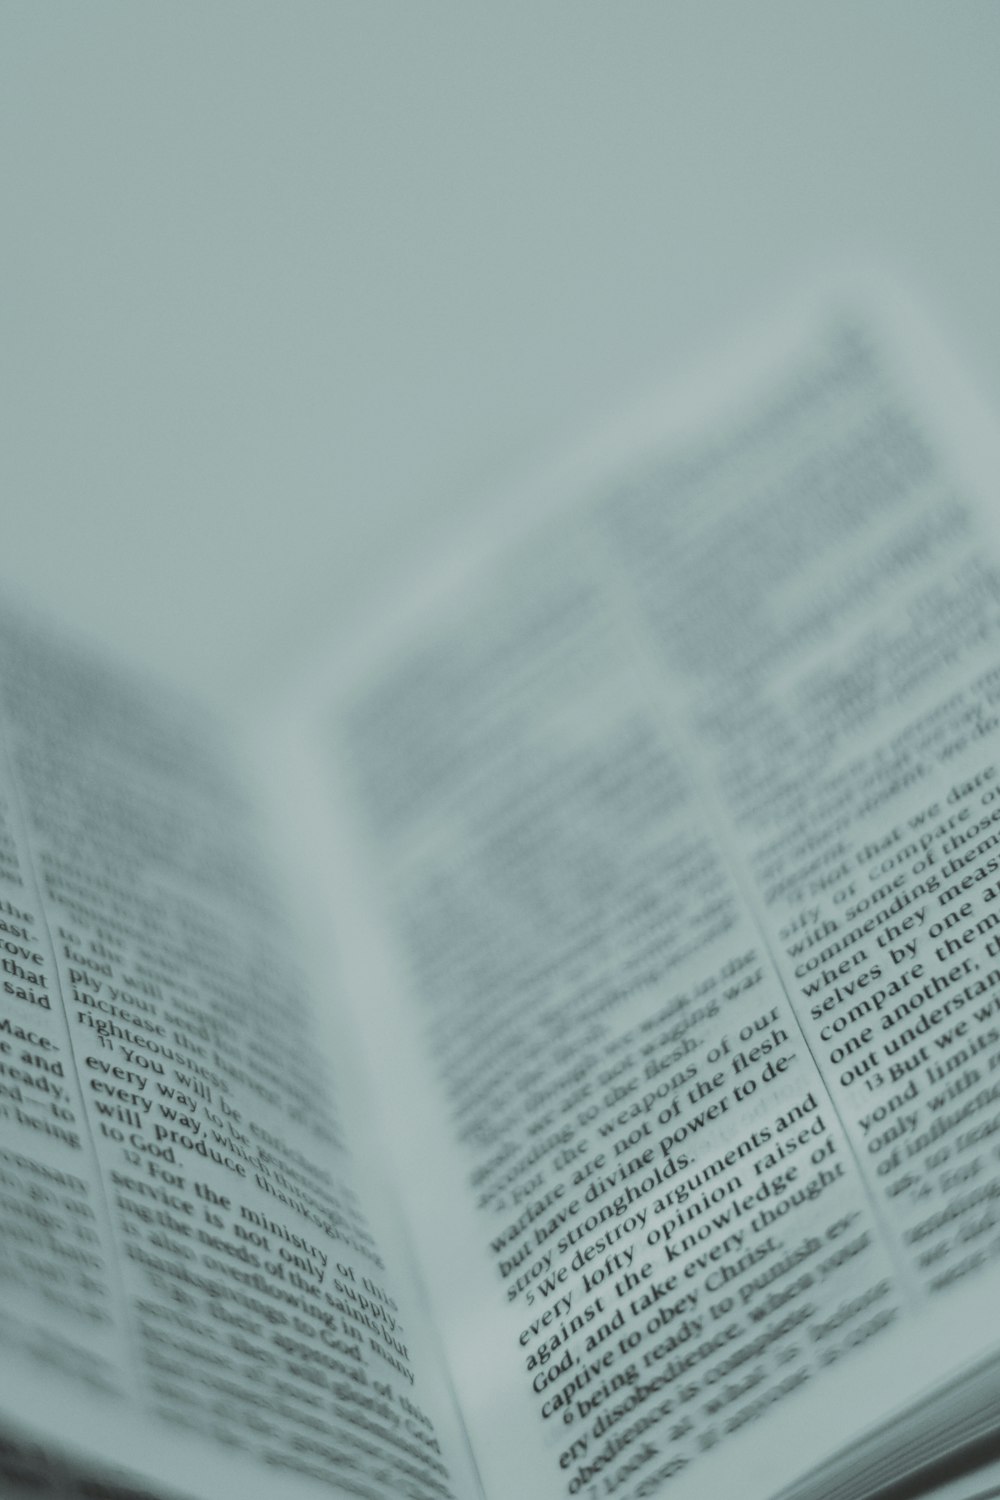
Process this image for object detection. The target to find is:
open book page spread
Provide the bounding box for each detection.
[290,292,1000,1500]
[2,287,1000,1500]
[0,619,480,1500]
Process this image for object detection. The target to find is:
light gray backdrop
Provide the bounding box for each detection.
[3,3,999,718]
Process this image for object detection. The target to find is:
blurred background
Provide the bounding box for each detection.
[2,2,999,720]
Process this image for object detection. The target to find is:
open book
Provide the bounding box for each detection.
[3,285,1000,1500]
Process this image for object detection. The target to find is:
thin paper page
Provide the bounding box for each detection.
[295,285,1000,1500]
[0,611,479,1500]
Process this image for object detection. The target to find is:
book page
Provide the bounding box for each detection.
[291,284,1000,1500]
[0,609,481,1500]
